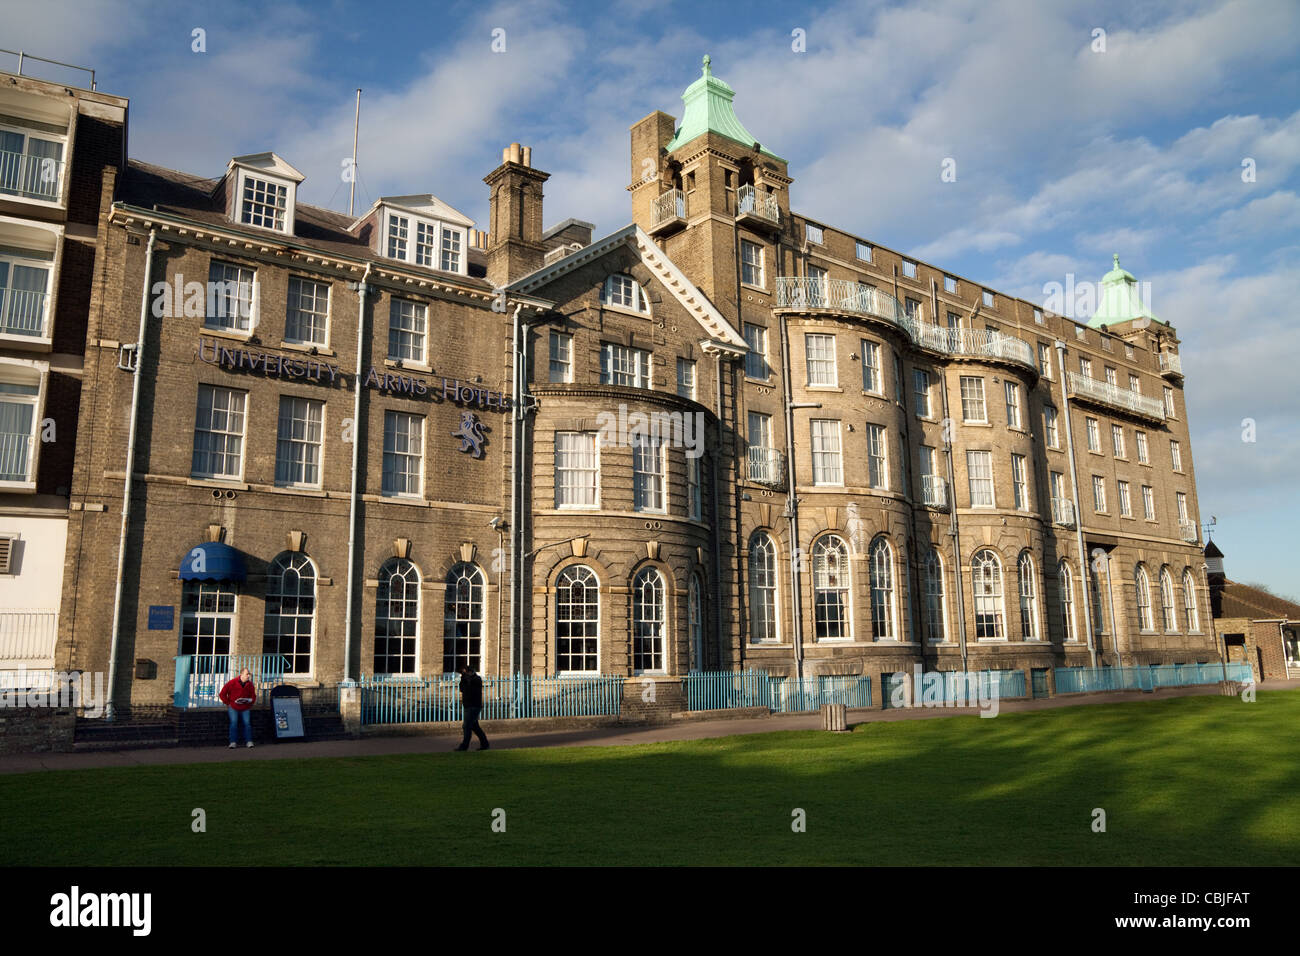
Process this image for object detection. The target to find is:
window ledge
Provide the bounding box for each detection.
[279,341,334,357]
[201,326,256,342]
[0,480,37,493]
[384,358,432,374]
[804,384,843,392]
[369,494,428,506]
[187,477,249,490]
[268,485,327,497]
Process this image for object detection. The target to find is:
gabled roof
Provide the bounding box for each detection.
[1219,580,1300,622]
[226,152,305,183]
[363,194,475,229]
[505,223,748,350]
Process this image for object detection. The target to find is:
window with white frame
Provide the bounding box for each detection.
[632,567,666,673]
[1044,404,1060,448]
[388,298,427,363]
[1038,342,1051,378]
[982,289,994,307]
[944,275,957,294]
[549,330,572,383]
[1105,366,1117,387]
[1128,373,1141,393]
[1018,551,1040,640]
[749,532,779,643]
[1092,475,1106,513]
[740,239,764,287]
[0,124,66,202]
[677,357,696,399]
[602,274,650,314]
[1059,561,1078,642]
[0,369,40,484]
[1011,453,1028,510]
[861,340,881,393]
[1086,417,1100,452]
[632,436,665,513]
[902,259,917,279]
[924,549,947,643]
[387,215,409,259]
[972,549,1005,640]
[0,252,53,338]
[415,221,436,267]
[1034,308,1044,325]
[285,276,329,346]
[805,333,837,386]
[1170,439,1182,471]
[382,411,424,497]
[967,450,994,507]
[744,323,769,379]
[440,227,462,272]
[1135,565,1154,631]
[555,431,598,508]
[913,368,932,417]
[1183,569,1200,632]
[812,535,851,640]
[1136,430,1149,463]
[192,384,246,479]
[1159,567,1177,631]
[1142,485,1155,520]
[263,552,315,674]
[1075,325,1086,341]
[1177,491,1190,523]
[383,210,467,274]
[1163,386,1176,418]
[869,537,896,640]
[1079,356,1092,377]
[1004,381,1022,428]
[555,565,600,673]
[748,411,772,452]
[443,563,485,674]
[374,558,419,674]
[805,222,824,244]
[866,423,888,489]
[1112,424,1126,458]
[207,261,256,332]
[275,396,324,488]
[855,241,872,262]
[960,376,986,422]
[240,174,288,231]
[1117,479,1132,517]
[180,580,235,657]
[600,342,651,388]
[810,419,843,485]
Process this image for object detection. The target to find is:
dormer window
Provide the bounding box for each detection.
[224,154,302,236]
[380,206,467,276]
[240,175,288,230]
[601,274,650,314]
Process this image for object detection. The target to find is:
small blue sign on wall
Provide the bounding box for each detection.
[148,606,174,630]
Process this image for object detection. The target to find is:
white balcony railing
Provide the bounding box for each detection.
[1066,372,1166,421]
[0,609,58,666]
[1158,352,1183,376]
[0,430,33,482]
[1051,497,1076,528]
[0,287,51,338]
[737,184,779,225]
[1179,520,1198,543]
[0,150,65,203]
[922,474,948,509]
[651,189,686,228]
[747,446,787,489]
[774,277,1038,373]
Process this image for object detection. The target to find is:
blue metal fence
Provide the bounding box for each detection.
[1055,662,1252,694]
[173,654,289,708]
[682,670,771,711]
[358,673,624,726]
[770,675,873,713]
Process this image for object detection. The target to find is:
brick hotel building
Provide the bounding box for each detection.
[21,57,1217,712]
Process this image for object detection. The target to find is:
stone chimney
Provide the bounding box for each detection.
[484,142,549,289]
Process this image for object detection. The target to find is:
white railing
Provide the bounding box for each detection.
[651,189,686,227]
[0,149,64,202]
[1159,352,1183,375]
[747,446,787,488]
[0,287,50,337]
[0,431,32,482]
[1051,497,1076,527]
[737,184,779,225]
[1179,520,1198,543]
[1066,372,1166,420]
[0,609,58,666]
[922,474,947,508]
[775,277,1037,372]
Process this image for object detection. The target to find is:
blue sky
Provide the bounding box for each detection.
[9,0,1299,597]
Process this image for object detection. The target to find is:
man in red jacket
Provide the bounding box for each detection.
[219,667,257,749]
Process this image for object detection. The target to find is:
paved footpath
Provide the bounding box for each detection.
[2,679,1293,776]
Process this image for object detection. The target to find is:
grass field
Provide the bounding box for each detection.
[3,691,1297,866]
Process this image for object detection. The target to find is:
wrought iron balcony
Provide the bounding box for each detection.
[747,446,787,489]
[736,184,779,231]
[922,474,948,509]
[0,287,50,339]
[1179,520,1198,543]
[1066,372,1166,421]
[649,189,686,236]
[1051,497,1076,528]
[0,149,65,203]
[1158,352,1183,378]
[774,277,1037,373]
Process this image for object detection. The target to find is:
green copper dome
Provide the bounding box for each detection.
[664,55,784,161]
[1088,253,1161,328]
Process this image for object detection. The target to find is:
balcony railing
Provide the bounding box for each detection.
[1158,352,1183,377]
[737,184,779,228]
[747,446,787,489]
[0,149,65,203]
[0,430,33,483]
[1179,520,1198,543]
[774,277,1038,373]
[1051,497,1076,528]
[1066,372,1166,421]
[922,474,948,509]
[649,189,686,235]
[0,287,50,338]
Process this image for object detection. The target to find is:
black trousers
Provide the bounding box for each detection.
[461,705,488,747]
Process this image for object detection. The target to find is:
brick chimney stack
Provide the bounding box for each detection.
[484,142,549,289]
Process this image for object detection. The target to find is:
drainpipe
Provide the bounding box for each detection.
[105,227,156,721]
[713,351,726,671]
[342,263,372,682]
[937,357,968,674]
[1055,340,1097,667]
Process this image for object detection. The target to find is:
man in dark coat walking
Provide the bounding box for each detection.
[454,665,489,751]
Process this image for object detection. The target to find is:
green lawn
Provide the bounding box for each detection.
[4,691,1297,865]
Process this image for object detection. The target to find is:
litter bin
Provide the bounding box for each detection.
[270,684,306,741]
[821,703,848,732]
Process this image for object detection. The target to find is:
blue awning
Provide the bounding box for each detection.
[178,542,247,582]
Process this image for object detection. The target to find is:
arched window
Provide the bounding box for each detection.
[869,536,896,641]
[1183,569,1200,632]
[601,274,650,314]
[1135,564,1154,631]
[1059,561,1077,643]
[180,580,235,657]
[443,563,485,674]
[924,549,947,644]
[812,535,852,640]
[688,573,703,671]
[749,532,779,643]
[375,558,419,674]
[1159,566,1177,632]
[1018,550,1040,641]
[556,565,599,673]
[632,567,666,673]
[971,549,1005,640]
[263,552,315,674]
